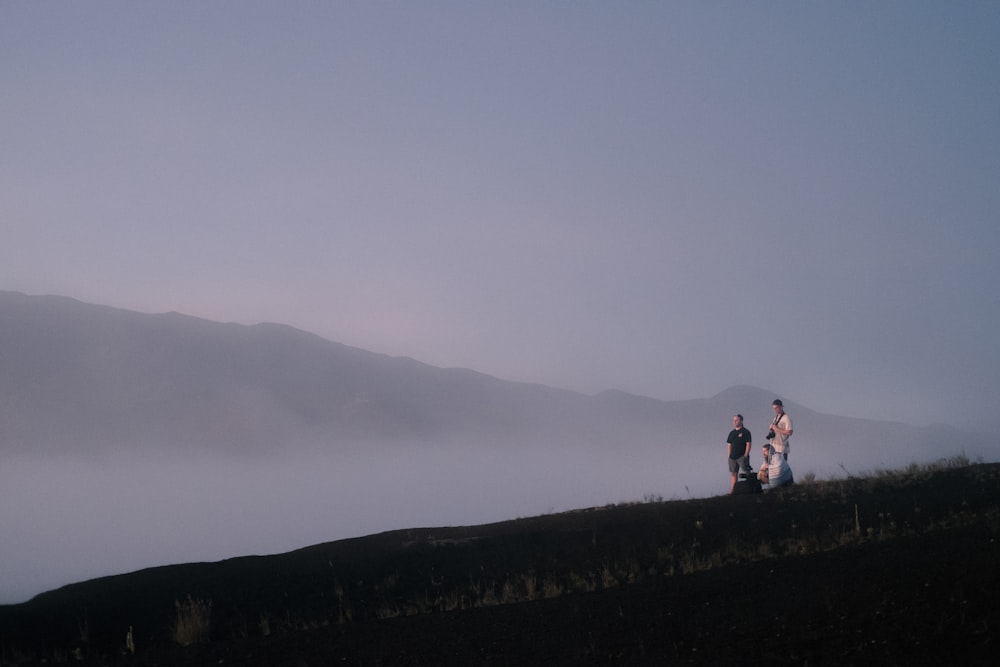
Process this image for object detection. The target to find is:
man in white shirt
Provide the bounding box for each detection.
[768,399,793,460]
[758,443,794,489]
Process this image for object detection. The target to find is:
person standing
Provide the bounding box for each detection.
[726,414,752,495]
[767,399,793,460]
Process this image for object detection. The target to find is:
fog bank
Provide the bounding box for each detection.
[0,440,708,604]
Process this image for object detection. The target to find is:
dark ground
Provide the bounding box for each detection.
[3,462,998,666]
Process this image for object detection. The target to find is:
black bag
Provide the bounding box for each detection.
[733,468,762,495]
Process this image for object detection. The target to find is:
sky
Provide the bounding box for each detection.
[3,1,999,434]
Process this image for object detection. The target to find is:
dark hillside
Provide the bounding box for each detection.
[2,461,998,665]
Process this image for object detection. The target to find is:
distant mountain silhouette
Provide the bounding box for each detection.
[0,291,595,455]
[0,291,990,473]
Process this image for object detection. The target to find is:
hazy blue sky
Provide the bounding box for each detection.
[3,1,998,433]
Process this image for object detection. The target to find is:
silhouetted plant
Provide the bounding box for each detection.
[172,594,212,646]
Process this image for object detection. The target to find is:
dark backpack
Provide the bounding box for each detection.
[733,468,762,495]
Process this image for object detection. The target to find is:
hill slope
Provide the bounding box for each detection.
[2,462,998,665]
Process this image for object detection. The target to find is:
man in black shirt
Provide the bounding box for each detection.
[727,414,752,495]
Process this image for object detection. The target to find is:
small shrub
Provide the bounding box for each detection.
[542,575,563,598]
[258,613,271,637]
[501,578,517,603]
[615,556,640,584]
[568,571,596,592]
[480,581,499,606]
[172,595,212,646]
[522,573,537,600]
[600,564,617,588]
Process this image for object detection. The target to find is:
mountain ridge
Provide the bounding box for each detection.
[0,290,990,468]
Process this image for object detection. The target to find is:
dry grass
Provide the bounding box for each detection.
[172,595,212,646]
[363,456,994,622]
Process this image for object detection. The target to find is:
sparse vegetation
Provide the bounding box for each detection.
[171,595,211,647]
[256,456,989,625]
[1,457,997,665]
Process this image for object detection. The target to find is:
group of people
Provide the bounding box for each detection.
[726,399,793,494]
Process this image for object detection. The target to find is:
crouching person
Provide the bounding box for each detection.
[758,443,794,490]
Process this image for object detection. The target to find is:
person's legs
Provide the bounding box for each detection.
[771,475,790,489]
